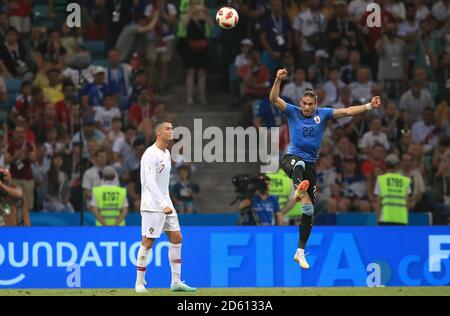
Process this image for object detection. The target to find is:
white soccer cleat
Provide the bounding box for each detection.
[135,283,148,293]
[170,281,197,292]
[294,251,310,269]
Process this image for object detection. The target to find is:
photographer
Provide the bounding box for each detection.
[0,168,30,226]
[238,175,283,226]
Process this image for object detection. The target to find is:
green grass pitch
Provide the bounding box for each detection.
[1,287,449,296]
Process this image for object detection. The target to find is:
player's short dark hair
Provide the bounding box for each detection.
[301,88,318,102]
[153,120,172,134]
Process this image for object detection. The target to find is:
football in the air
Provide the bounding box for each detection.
[216,7,239,29]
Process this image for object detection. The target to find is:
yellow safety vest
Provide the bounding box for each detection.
[267,169,302,217]
[378,173,411,224]
[92,185,127,226]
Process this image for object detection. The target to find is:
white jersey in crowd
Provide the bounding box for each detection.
[140,144,174,213]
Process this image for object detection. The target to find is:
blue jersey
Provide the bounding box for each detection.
[284,103,335,163]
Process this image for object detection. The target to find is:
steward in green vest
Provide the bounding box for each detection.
[90,166,128,226]
[375,154,411,225]
[266,168,302,224]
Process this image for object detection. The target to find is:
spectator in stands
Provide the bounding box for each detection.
[81,66,117,110]
[260,0,292,73]
[43,68,64,104]
[181,0,214,105]
[414,67,438,100]
[0,27,32,79]
[436,52,450,103]
[385,0,406,23]
[105,0,136,49]
[6,0,32,36]
[239,175,282,225]
[144,0,178,95]
[411,106,439,154]
[72,117,106,159]
[171,164,199,214]
[361,143,387,202]
[253,97,286,129]
[4,125,36,211]
[114,12,161,62]
[281,68,313,105]
[327,0,363,55]
[37,28,66,69]
[359,0,395,79]
[414,17,440,79]
[360,118,390,154]
[340,50,369,85]
[112,125,136,167]
[376,22,408,99]
[331,86,353,128]
[237,48,271,104]
[337,155,371,213]
[32,102,64,144]
[307,49,330,86]
[8,80,31,126]
[381,101,405,144]
[107,117,124,145]
[280,51,295,83]
[106,48,133,106]
[94,92,122,135]
[43,153,73,212]
[349,67,374,103]
[433,148,450,222]
[394,128,412,158]
[43,127,65,163]
[54,80,75,129]
[400,152,426,212]
[0,167,30,226]
[31,143,49,211]
[431,0,450,25]
[84,0,109,41]
[398,3,419,75]
[234,38,253,69]
[348,0,371,23]
[123,138,146,179]
[316,154,340,214]
[399,79,434,123]
[293,0,327,69]
[0,13,10,42]
[129,87,154,128]
[322,67,346,105]
[333,136,356,173]
[60,23,81,55]
[82,147,119,205]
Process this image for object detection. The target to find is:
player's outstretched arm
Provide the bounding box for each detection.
[269,69,288,112]
[333,96,381,119]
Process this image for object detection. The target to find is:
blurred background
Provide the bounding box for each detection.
[0,0,449,228]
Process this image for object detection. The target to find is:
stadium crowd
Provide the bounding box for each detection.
[0,0,448,225]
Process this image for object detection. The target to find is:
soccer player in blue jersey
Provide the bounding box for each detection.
[270,69,381,269]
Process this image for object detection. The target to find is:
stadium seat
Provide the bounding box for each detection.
[83,41,106,59]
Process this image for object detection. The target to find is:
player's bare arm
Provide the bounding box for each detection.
[269,69,288,112]
[333,96,381,119]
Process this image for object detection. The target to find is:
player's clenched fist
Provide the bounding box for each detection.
[276,69,288,81]
[371,96,382,108]
[163,206,173,214]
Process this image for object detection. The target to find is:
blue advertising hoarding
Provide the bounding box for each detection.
[0,226,449,288]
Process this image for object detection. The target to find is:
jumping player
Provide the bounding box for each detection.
[135,120,196,293]
[270,69,381,269]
